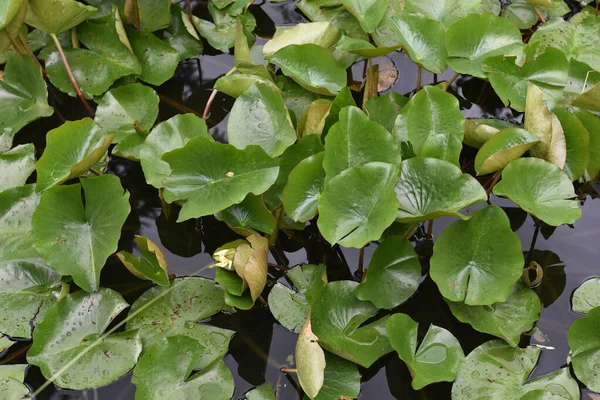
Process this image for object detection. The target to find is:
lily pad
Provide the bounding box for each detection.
[568,306,600,392]
[116,235,169,286]
[27,288,142,390]
[25,0,96,34]
[402,0,481,29]
[463,119,516,149]
[228,83,296,157]
[446,282,541,346]
[492,158,582,226]
[0,144,35,192]
[132,335,234,400]
[364,92,408,133]
[474,128,539,175]
[126,27,179,86]
[126,277,234,370]
[262,22,339,59]
[214,74,280,98]
[386,313,464,389]
[296,319,326,399]
[572,109,600,181]
[0,365,29,400]
[551,105,590,181]
[431,206,524,305]
[341,0,388,33]
[312,352,361,400]
[572,278,600,314]
[283,152,326,223]
[355,235,421,309]
[317,162,400,248]
[335,35,400,58]
[32,175,130,292]
[218,194,276,236]
[395,158,487,222]
[162,137,279,221]
[311,280,393,367]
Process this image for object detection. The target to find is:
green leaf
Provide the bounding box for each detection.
[162,5,202,61]
[271,44,347,96]
[94,83,159,143]
[312,352,361,400]
[35,118,114,192]
[386,313,464,389]
[268,283,309,333]
[431,206,524,305]
[493,158,582,226]
[132,336,234,400]
[405,86,464,166]
[27,288,142,390]
[568,307,600,392]
[402,0,481,29]
[127,27,179,86]
[0,335,15,353]
[364,92,408,133]
[245,383,275,400]
[318,162,400,248]
[193,2,255,53]
[0,54,53,137]
[124,0,171,32]
[162,137,279,221]
[572,109,600,181]
[218,194,276,235]
[474,128,539,175]
[446,282,541,346]
[228,83,296,157]
[297,0,369,42]
[0,365,29,400]
[525,83,567,168]
[388,13,447,74]
[501,4,538,30]
[395,158,487,222]
[214,74,280,98]
[116,235,169,286]
[0,144,35,192]
[341,0,388,33]
[355,236,420,309]
[32,175,130,292]
[126,277,234,370]
[572,278,600,314]
[551,105,590,181]
[283,152,326,223]
[335,35,400,58]
[323,106,401,177]
[445,14,523,78]
[25,0,96,34]
[296,319,326,399]
[0,0,25,29]
[483,47,569,112]
[452,340,579,399]
[463,119,517,149]
[140,114,212,189]
[263,22,339,59]
[311,281,392,367]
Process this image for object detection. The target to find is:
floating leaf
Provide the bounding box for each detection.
[569,307,600,392]
[124,0,171,32]
[271,44,347,96]
[132,336,234,400]
[27,288,142,390]
[0,335,15,354]
[228,83,296,157]
[431,206,524,305]
[296,319,326,399]
[311,281,392,367]
[25,0,96,34]
[572,278,600,314]
[318,162,400,248]
[32,175,130,292]
[126,277,234,370]
[474,128,539,175]
[127,27,179,86]
[245,383,275,400]
[0,365,29,400]
[162,5,202,61]
[162,137,279,221]
[262,22,339,59]
[0,144,35,192]
[312,352,361,400]
[335,35,400,58]
[452,340,579,398]
[447,282,541,346]
[214,74,280,98]
[364,92,407,133]
[355,236,420,309]
[0,54,53,137]
[501,4,538,29]
[341,0,388,33]
[283,152,326,223]
[387,313,464,389]
[219,194,276,236]
[297,0,368,42]
[493,158,582,226]
[445,14,523,78]
[402,0,481,29]
[395,158,487,222]
[116,235,169,286]
[572,109,600,181]
[552,105,590,181]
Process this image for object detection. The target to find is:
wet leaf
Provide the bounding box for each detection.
[0,144,35,192]
[387,313,464,389]
[572,278,600,314]
[124,0,171,32]
[431,206,524,305]
[0,365,29,400]
[283,152,326,223]
[132,335,234,400]
[474,128,539,175]
[162,137,279,221]
[296,319,326,399]
[446,282,541,346]
[214,74,280,98]
[569,307,600,392]
[317,162,400,248]
[126,277,234,370]
[218,194,276,236]
[493,158,582,226]
[116,235,169,286]
[395,158,487,222]
[355,236,420,309]
[311,281,393,368]
[228,83,296,157]
[25,0,96,34]
[127,27,179,86]
[262,22,339,59]
[341,0,388,33]
[27,288,142,390]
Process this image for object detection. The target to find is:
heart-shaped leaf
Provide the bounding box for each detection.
[126,27,179,86]
[162,137,279,221]
[25,0,96,34]
[262,21,339,59]
[318,162,400,248]
[228,83,296,157]
[341,0,388,33]
[27,288,142,390]
[218,194,276,236]
[387,313,464,389]
[568,306,600,392]
[355,236,421,309]
[32,175,130,292]
[493,158,582,226]
[0,365,29,400]
[126,277,234,370]
[474,128,539,175]
[296,319,326,399]
[312,352,361,400]
[395,158,487,222]
[116,235,169,286]
[401,0,482,29]
[311,281,393,368]
[572,278,600,314]
[0,144,35,192]
[431,206,524,305]
[132,335,234,400]
[446,282,541,346]
[364,92,408,133]
[283,152,326,223]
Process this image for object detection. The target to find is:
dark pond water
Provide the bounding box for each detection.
[4,0,600,399]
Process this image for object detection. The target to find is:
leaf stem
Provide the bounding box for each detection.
[269,206,283,246]
[280,367,297,374]
[18,31,45,73]
[357,246,365,280]
[7,34,24,55]
[426,220,433,240]
[526,222,541,264]
[158,94,203,118]
[402,223,419,239]
[485,170,502,196]
[268,263,290,271]
[89,167,102,176]
[202,67,236,119]
[416,65,422,92]
[50,33,95,117]
[534,7,546,24]
[71,28,79,49]
[445,72,460,91]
